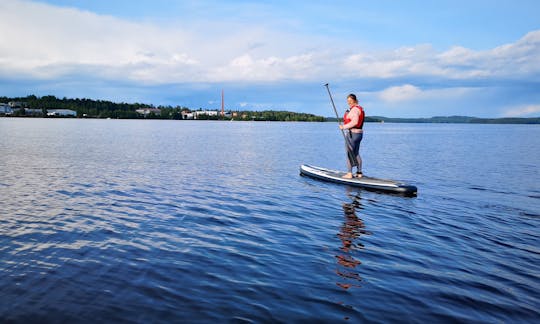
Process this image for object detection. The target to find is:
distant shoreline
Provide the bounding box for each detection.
[1,95,538,124]
[330,116,540,125]
[2,115,539,124]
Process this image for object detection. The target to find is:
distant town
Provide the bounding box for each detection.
[1,95,539,124]
[0,101,231,119]
[0,95,325,122]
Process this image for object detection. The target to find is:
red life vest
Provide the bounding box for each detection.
[343,105,364,129]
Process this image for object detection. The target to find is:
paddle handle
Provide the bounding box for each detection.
[324,83,356,166]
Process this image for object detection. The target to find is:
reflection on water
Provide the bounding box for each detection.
[2,120,539,322]
[335,192,371,291]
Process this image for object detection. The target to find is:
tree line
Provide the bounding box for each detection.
[7,95,533,123]
[0,95,325,121]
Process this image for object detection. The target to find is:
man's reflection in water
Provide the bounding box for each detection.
[336,191,371,290]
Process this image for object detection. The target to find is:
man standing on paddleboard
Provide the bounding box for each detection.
[339,94,365,179]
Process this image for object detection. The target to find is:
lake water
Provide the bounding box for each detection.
[1,118,539,322]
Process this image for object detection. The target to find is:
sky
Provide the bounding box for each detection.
[0,0,539,117]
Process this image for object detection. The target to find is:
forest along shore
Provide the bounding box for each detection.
[1,95,539,123]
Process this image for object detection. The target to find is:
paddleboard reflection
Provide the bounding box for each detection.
[335,191,372,291]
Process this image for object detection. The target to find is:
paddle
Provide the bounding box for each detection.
[324,83,356,168]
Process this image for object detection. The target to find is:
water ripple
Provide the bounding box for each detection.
[1,120,539,322]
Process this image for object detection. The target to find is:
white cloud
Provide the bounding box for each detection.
[376,84,479,104]
[502,105,540,117]
[212,53,317,82]
[0,0,330,84]
[344,44,446,78]
[378,84,422,102]
[0,0,201,81]
[440,30,540,79]
[0,0,539,87]
[344,31,540,80]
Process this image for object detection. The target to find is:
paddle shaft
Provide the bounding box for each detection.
[324,83,356,166]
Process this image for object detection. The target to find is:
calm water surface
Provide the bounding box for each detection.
[1,118,539,322]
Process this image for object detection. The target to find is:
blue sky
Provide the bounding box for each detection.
[1,0,539,117]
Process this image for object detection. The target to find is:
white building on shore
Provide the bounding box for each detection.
[25,108,43,116]
[0,103,13,115]
[181,111,194,119]
[47,109,77,117]
[135,108,161,116]
[194,110,219,119]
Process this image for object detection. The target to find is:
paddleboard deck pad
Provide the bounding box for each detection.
[300,164,417,196]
